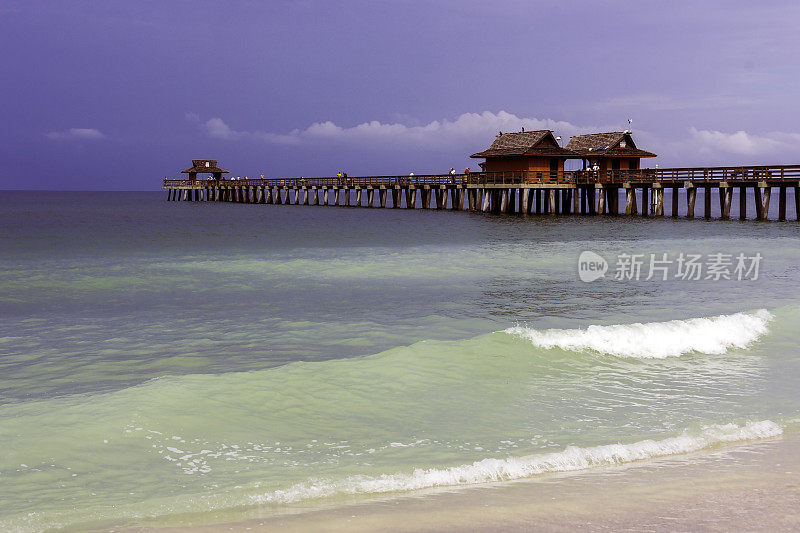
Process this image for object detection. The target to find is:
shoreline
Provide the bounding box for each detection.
[127,432,800,532]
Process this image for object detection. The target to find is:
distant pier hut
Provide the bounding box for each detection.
[182,159,229,181]
[469,130,576,180]
[566,131,656,173]
[170,159,229,201]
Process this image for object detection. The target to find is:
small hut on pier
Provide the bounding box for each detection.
[470,130,575,175]
[566,132,656,173]
[182,159,229,181]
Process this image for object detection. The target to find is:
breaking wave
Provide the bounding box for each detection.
[251,420,781,505]
[504,310,773,358]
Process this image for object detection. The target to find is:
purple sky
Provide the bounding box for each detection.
[3,0,800,190]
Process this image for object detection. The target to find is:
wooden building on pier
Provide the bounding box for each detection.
[182,159,229,181]
[566,132,656,173]
[470,130,575,175]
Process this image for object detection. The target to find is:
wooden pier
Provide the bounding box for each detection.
[163,165,800,221]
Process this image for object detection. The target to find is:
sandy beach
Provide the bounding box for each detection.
[125,433,800,533]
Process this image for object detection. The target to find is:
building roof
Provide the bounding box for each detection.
[181,159,229,174]
[470,130,576,158]
[566,132,656,158]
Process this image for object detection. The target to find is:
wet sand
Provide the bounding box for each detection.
[133,434,800,532]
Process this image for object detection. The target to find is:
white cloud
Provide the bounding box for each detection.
[204,117,238,140]
[192,111,599,149]
[188,111,800,167]
[688,127,797,156]
[46,128,106,141]
[650,127,800,166]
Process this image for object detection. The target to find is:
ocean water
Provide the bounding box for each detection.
[1,191,799,531]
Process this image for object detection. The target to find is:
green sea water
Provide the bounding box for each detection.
[1,192,799,531]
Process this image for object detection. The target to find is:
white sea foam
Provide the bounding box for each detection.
[504,310,773,358]
[250,420,781,505]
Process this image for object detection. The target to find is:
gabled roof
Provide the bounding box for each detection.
[470,130,576,158]
[181,159,229,174]
[566,132,656,158]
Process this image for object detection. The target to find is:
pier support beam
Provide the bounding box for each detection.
[520,189,530,216]
[440,189,449,210]
[597,188,606,215]
[571,187,578,214]
[481,189,490,212]
[451,189,461,211]
[761,186,772,220]
[355,188,362,207]
[499,189,509,214]
[628,187,638,215]
[754,187,763,220]
[796,186,800,221]
[719,187,732,219]
[526,188,535,214]
[379,189,387,208]
[671,187,679,217]
[391,189,400,208]
[686,187,696,218]
[656,188,664,216]
[641,188,649,217]
[405,188,416,209]
[739,187,747,219]
[704,187,712,219]
[422,189,431,209]
[779,186,787,221]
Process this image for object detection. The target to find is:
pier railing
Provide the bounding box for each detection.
[163,165,800,189]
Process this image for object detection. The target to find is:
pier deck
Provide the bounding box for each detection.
[163,165,800,220]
